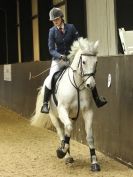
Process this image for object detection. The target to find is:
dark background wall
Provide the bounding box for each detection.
[116,0,133,53]
[67,0,87,37]
[38,0,52,60]
[19,0,33,62]
[116,0,133,30]
[0,56,133,168]
[0,0,18,64]
[0,10,7,64]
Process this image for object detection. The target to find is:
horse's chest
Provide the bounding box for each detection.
[69,99,78,108]
[68,92,90,113]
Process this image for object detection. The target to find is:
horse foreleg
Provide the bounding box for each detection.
[83,109,100,172]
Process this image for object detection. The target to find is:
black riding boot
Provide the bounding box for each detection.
[91,86,107,108]
[41,86,51,113]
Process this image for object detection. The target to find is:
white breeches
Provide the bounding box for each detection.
[44,59,69,90]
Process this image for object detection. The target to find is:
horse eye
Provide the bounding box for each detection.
[83,61,86,64]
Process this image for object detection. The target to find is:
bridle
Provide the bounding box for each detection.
[78,53,97,78]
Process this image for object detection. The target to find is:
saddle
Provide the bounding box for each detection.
[51,67,67,106]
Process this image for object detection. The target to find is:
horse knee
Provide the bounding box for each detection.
[65,123,73,133]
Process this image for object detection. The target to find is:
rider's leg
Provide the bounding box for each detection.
[41,86,52,113]
[91,86,107,108]
[41,59,65,114]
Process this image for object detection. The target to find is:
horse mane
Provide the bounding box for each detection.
[67,37,98,63]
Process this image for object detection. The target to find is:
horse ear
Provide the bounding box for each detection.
[94,40,99,52]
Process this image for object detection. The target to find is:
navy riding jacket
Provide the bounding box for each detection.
[48,23,79,60]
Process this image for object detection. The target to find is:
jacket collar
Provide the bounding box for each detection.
[57,23,64,30]
[54,23,67,34]
[64,23,67,34]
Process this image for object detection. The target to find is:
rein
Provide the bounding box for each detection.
[68,67,80,120]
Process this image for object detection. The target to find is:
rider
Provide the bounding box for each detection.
[41,7,107,114]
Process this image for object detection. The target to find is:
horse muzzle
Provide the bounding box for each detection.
[85,76,96,89]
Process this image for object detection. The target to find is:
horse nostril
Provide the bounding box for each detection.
[87,84,90,88]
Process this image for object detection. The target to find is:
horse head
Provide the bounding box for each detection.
[68,38,99,89]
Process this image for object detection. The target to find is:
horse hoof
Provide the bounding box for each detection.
[56,148,66,159]
[65,157,74,164]
[91,163,101,172]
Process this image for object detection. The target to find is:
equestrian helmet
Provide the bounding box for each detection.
[49,7,64,21]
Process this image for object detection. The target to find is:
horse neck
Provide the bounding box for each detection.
[70,50,81,71]
[69,51,84,87]
[68,67,83,88]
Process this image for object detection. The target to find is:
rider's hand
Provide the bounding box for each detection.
[60,55,68,61]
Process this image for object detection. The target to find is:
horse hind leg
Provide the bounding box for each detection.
[64,147,74,164]
[56,139,74,165]
[56,106,73,160]
[83,109,100,172]
[49,112,73,161]
[49,112,64,141]
[56,135,71,159]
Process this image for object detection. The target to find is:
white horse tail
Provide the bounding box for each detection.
[30,86,51,128]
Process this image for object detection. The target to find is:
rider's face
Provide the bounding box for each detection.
[52,17,62,27]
